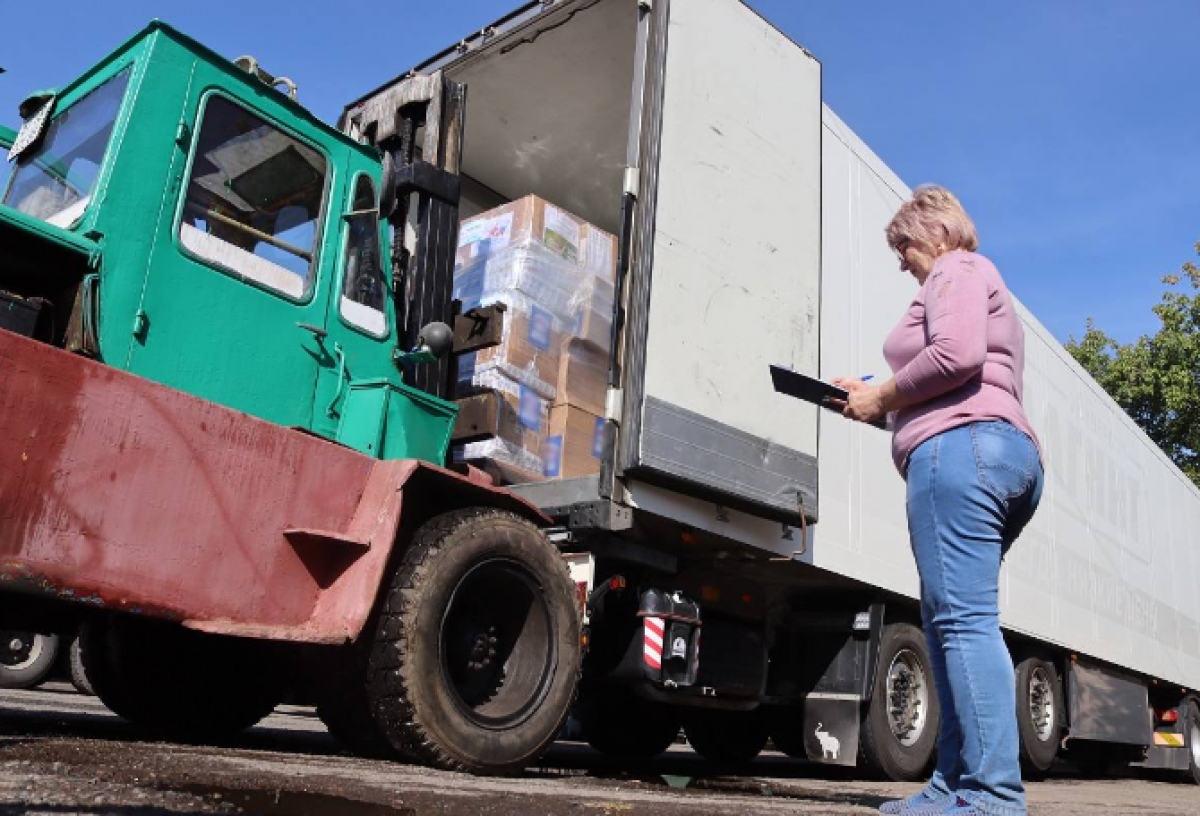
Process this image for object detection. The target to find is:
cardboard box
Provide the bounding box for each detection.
[544,405,607,479]
[569,276,615,349]
[454,196,617,405]
[554,338,608,417]
[456,195,616,282]
[453,388,546,457]
[459,306,562,397]
[454,437,546,483]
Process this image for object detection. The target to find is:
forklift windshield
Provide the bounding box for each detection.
[2,68,131,228]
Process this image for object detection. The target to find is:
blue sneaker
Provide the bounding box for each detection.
[907,796,990,816]
[878,789,953,814]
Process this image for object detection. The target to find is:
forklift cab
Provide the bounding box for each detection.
[0,23,454,463]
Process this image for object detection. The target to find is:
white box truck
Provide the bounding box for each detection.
[341,0,1200,780]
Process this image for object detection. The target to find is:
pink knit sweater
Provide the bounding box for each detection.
[883,250,1040,476]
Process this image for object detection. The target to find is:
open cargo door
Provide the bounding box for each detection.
[619,0,823,521]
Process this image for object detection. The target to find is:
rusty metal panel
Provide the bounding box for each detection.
[0,331,549,644]
[0,330,371,633]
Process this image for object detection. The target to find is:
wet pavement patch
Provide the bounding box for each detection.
[178,783,414,816]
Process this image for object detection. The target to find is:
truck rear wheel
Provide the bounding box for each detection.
[0,631,59,689]
[859,622,940,781]
[1015,655,1062,773]
[1185,699,1200,785]
[68,625,95,695]
[83,616,282,739]
[683,709,768,765]
[367,508,581,774]
[584,690,680,759]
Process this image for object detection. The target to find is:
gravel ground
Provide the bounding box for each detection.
[0,685,1196,815]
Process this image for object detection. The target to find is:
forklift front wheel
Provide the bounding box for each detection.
[367,507,581,774]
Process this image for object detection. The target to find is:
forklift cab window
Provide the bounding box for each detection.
[0,134,11,192]
[339,174,387,336]
[179,95,327,299]
[3,67,131,228]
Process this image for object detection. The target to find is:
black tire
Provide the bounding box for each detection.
[1015,655,1062,774]
[68,626,95,696]
[367,508,581,774]
[83,615,282,739]
[1183,699,1200,785]
[767,706,806,758]
[584,690,680,759]
[683,709,769,765]
[0,631,60,689]
[314,643,395,758]
[860,622,940,781]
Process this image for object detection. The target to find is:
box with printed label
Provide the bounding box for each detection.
[543,405,606,479]
[452,371,548,468]
[455,195,617,282]
[456,297,562,399]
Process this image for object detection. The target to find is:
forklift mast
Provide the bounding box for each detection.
[342,73,467,399]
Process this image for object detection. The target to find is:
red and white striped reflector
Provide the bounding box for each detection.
[643,616,664,670]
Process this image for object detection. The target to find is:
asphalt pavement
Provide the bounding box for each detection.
[0,684,1195,815]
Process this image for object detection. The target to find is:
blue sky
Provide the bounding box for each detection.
[2,1,1197,344]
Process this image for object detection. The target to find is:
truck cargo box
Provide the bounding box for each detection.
[345,0,1200,696]
[346,0,822,522]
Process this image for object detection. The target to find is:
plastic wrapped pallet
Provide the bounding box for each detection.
[454,196,617,402]
[453,195,617,483]
[455,289,562,399]
[453,369,548,480]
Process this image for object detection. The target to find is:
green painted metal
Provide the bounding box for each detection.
[0,22,457,466]
[337,379,456,463]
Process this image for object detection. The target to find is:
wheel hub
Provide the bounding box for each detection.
[1027,666,1055,742]
[0,631,39,669]
[886,648,928,747]
[465,627,499,671]
[440,558,555,730]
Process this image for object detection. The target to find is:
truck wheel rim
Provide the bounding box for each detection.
[1027,666,1055,742]
[1190,711,1200,769]
[886,648,928,747]
[440,558,555,731]
[0,631,42,670]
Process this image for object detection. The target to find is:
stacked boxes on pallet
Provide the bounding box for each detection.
[452,195,615,482]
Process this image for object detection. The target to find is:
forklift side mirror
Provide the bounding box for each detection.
[417,321,453,360]
[393,321,453,367]
[8,92,55,163]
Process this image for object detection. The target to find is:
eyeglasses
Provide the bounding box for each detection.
[893,240,911,261]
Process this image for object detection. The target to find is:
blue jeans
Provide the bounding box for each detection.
[906,421,1043,816]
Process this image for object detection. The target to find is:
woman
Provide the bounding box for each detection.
[835,185,1043,816]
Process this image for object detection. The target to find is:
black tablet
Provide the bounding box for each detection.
[769,365,848,408]
[770,365,887,429]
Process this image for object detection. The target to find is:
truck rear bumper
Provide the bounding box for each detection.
[0,330,541,644]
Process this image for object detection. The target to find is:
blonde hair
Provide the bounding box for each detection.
[886,184,979,255]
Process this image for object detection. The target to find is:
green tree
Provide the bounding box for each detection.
[1065,243,1200,486]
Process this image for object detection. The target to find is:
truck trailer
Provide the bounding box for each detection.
[0,0,1197,782]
